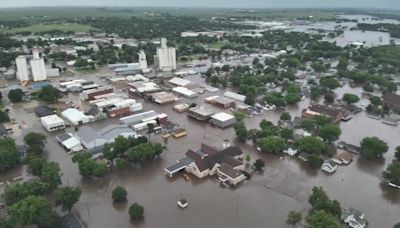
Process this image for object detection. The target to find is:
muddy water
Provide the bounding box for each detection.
[0,73,399,228]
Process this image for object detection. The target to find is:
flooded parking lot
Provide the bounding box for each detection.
[0,72,399,228]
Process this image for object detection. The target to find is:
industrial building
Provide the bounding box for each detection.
[156,38,176,72]
[80,87,113,101]
[40,114,66,132]
[56,133,83,152]
[151,92,178,105]
[205,96,236,109]
[172,87,198,98]
[61,108,94,125]
[75,125,137,150]
[119,110,159,126]
[224,91,246,102]
[209,112,237,128]
[15,49,48,82]
[187,106,214,121]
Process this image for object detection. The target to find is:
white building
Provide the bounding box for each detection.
[15,49,48,82]
[138,50,148,70]
[40,115,66,132]
[15,56,29,81]
[156,38,176,72]
[61,108,94,126]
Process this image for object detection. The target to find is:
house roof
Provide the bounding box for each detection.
[75,126,100,144]
[218,163,243,179]
[56,133,72,142]
[308,104,342,119]
[335,151,353,162]
[222,156,243,167]
[185,145,243,172]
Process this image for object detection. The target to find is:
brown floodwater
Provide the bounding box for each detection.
[0,74,399,228]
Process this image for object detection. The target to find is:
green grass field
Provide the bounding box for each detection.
[1,23,96,33]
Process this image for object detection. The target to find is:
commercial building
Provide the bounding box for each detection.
[56,133,83,152]
[224,91,246,102]
[119,110,159,126]
[187,106,214,121]
[156,38,176,72]
[151,92,178,105]
[169,77,191,87]
[40,115,66,132]
[34,105,55,118]
[75,124,137,150]
[172,87,198,98]
[209,112,237,128]
[205,96,236,109]
[80,87,113,101]
[61,108,94,125]
[138,50,148,70]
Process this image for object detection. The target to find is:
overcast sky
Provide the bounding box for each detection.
[0,0,398,9]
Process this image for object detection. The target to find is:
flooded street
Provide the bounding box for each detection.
[1,72,399,228]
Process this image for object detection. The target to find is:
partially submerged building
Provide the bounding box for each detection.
[187,106,214,121]
[62,108,94,126]
[205,96,236,109]
[40,114,65,132]
[75,124,137,150]
[34,105,55,118]
[209,112,236,128]
[165,144,245,186]
[302,104,343,124]
[56,133,83,152]
[383,93,400,114]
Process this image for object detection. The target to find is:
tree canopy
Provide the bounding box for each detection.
[383,161,400,186]
[112,186,127,202]
[308,210,340,228]
[0,138,19,172]
[360,137,388,159]
[129,203,144,221]
[55,186,82,212]
[319,124,341,143]
[295,137,327,155]
[8,89,24,103]
[258,136,285,154]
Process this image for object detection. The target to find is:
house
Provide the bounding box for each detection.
[209,112,236,128]
[321,160,338,173]
[62,108,94,126]
[301,104,343,124]
[332,151,353,165]
[187,106,214,121]
[75,124,136,150]
[56,133,83,152]
[298,152,311,161]
[165,144,245,186]
[341,208,367,228]
[40,115,65,132]
[34,105,55,117]
[383,93,400,114]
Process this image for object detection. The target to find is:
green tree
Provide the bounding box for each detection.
[300,118,316,132]
[116,158,128,169]
[8,89,24,103]
[383,161,400,186]
[360,137,388,159]
[0,111,10,124]
[113,136,130,156]
[369,96,382,106]
[129,203,144,221]
[36,209,61,228]
[0,138,19,172]
[258,136,285,154]
[319,124,341,143]
[24,132,47,155]
[233,111,246,121]
[395,146,400,161]
[394,223,400,228]
[342,93,360,104]
[72,151,92,163]
[253,158,265,172]
[308,154,323,168]
[280,112,292,122]
[280,128,294,141]
[8,196,52,226]
[308,210,340,228]
[320,77,340,91]
[35,85,62,103]
[3,180,48,206]
[55,186,81,212]
[28,156,47,176]
[324,93,335,103]
[126,143,157,163]
[286,210,302,228]
[40,162,62,190]
[112,186,127,202]
[93,162,108,177]
[234,121,248,142]
[309,187,342,218]
[295,137,327,155]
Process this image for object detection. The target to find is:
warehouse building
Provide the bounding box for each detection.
[40,114,65,132]
[61,108,94,125]
[172,86,198,98]
[209,112,237,128]
[187,106,215,121]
